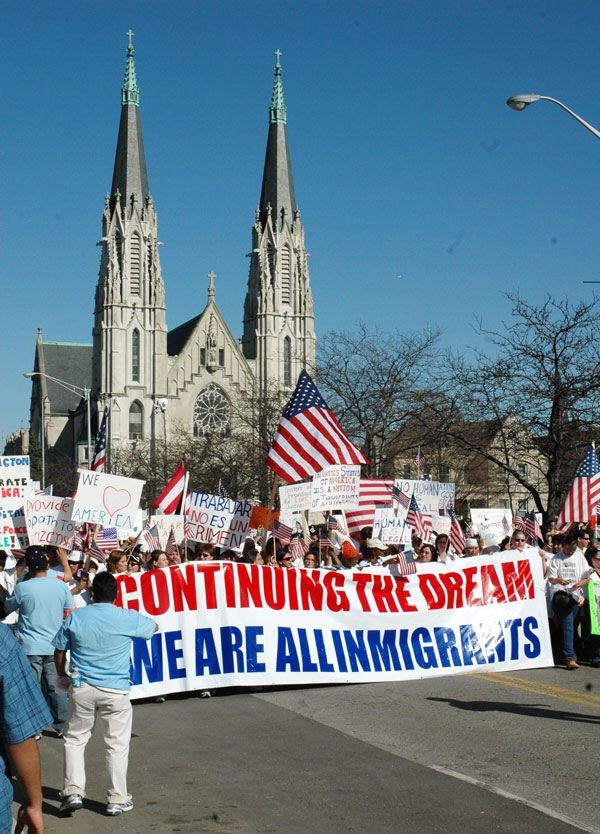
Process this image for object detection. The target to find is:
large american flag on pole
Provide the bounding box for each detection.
[90,406,109,472]
[558,445,600,526]
[345,479,394,535]
[266,371,369,483]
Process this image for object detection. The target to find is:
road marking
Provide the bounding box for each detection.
[430,765,600,834]
[479,672,600,703]
[468,672,600,710]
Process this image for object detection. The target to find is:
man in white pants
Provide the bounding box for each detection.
[53,571,156,816]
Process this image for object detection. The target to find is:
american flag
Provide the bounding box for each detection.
[319,530,330,545]
[328,516,346,534]
[94,526,119,553]
[72,529,84,551]
[184,520,195,541]
[406,494,427,540]
[421,512,432,544]
[89,539,107,564]
[391,484,410,510]
[514,514,527,533]
[414,450,426,469]
[165,528,179,556]
[273,519,293,545]
[502,514,511,536]
[397,551,417,576]
[557,445,600,526]
[90,406,109,472]
[266,370,369,483]
[143,525,161,552]
[289,534,309,559]
[218,481,229,498]
[449,508,466,555]
[524,512,543,543]
[346,479,394,534]
[153,462,186,514]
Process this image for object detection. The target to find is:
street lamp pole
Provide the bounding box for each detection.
[506,94,600,140]
[24,371,93,473]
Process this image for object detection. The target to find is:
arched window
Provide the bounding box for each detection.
[115,234,123,275]
[280,246,291,305]
[283,337,292,388]
[193,384,231,437]
[132,329,140,382]
[267,244,276,284]
[130,234,141,295]
[129,401,143,440]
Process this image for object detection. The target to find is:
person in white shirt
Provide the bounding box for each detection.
[547,532,591,670]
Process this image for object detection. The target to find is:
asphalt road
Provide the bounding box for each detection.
[13,665,599,834]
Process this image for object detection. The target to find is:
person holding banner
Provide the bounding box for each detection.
[547,533,591,670]
[53,572,157,816]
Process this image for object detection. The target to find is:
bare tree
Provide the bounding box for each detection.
[317,322,441,475]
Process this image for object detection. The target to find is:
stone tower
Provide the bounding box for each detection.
[242,52,316,396]
[92,32,168,447]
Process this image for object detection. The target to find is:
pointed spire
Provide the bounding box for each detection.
[259,51,296,228]
[270,49,287,124]
[207,270,216,299]
[122,30,140,106]
[111,31,149,214]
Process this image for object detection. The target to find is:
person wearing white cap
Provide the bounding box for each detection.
[463,538,479,558]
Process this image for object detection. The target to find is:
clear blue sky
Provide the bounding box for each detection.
[2,0,600,443]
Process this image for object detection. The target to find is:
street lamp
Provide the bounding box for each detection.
[506,94,600,140]
[23,371,92,487]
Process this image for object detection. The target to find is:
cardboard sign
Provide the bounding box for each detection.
[150,515,185,548]
[310,465,360,512]
[0,506,28,550]
[279,482,312,513]
[372,504,411,545]
[186,492,253,549]
[72,470,144,529]
[25,495,76,549]
[431,514,452,536]
[0,456,31,548]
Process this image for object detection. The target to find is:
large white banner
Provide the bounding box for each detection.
[25,495,76,549]
[310,465,360,512]
[185,492,253,549]
[117,551,553,699]
[72,470,144,529]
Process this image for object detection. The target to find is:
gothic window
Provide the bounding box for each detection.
[115,234,123,274]
[130,233,141,295]
[281,246,291,305]
[129,401,143,440]
[267,244,275,284]
[200,348,206,366]
[132,329,140,382]
[193,384,231,436]
[219,349,225,367]
[283,337,292,388]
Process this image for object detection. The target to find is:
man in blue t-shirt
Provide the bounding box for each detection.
[53,571,156,817]
[5,546,73,734]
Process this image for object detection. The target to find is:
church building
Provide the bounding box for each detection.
[27,35,316,467]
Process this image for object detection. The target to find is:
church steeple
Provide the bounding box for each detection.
[259,51,296,231]
[242,52,316,393]
[110,30,149,215]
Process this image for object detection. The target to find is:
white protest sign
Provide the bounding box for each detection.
[438,483,455,510]
[150,515,185,548]
[72,470,144,529]
[476,519,507,547]
[470,508,513,548]
[394,479,440,514]
[0,506,28,550]
[117,508,145,542]
[0,456,31,548]
[186,492,253,549]
[372,504,412,545]
[431,514,452,536]
[25,495,76,549]
[310,465,360,512]
[279,481,313,513]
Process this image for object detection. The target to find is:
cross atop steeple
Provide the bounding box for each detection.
[270,48,286,124]
[126,29,135,49]
[208,270,216,298]
[122,29,140,107]
[274,49,282,66]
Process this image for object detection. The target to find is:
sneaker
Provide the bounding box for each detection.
[565,658,579,670]
[34,734,42,740]
[199,689,212,698]
[60,794,83,813]
[106,799,133,816]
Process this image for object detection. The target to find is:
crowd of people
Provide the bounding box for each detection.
[1,514,599,829]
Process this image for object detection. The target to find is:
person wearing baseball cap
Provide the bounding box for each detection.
[5,545,73,734]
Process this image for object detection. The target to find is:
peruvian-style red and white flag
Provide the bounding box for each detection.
[153,462,186,514]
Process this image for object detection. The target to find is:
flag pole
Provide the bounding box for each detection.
[264,476,280,544]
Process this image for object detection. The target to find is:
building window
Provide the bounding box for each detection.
[517,463,528,477]
[438,465,450,482]
[200,348,206,366]
[403,464,411,479]
[132,329,140,382]
[281,246,291,305]
[518,498,529,512]
[193,384,231,436]
[283,337,292,387]
[130,234,141,295]
[129,401,143,440]
[218,349,225,367]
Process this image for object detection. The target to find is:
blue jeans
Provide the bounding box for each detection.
[553,602,580,661]
[28,654,68,731]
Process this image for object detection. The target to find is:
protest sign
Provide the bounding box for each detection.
[25,495,76,549]
[186,492,253,549]
[0,456,31,548]
[249,506,279,530]
[279,482,312,514]
[310,465,360,512]
[117,550,553,699]
[438,483,455,510]
[150,515,185,548]
[372,505,411,545]
[394,479,439,515]
[117,509,145,542]
[588,580,600,636]
[72,470,144,529]
[430,514,452,536]
[470,508,512,547]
